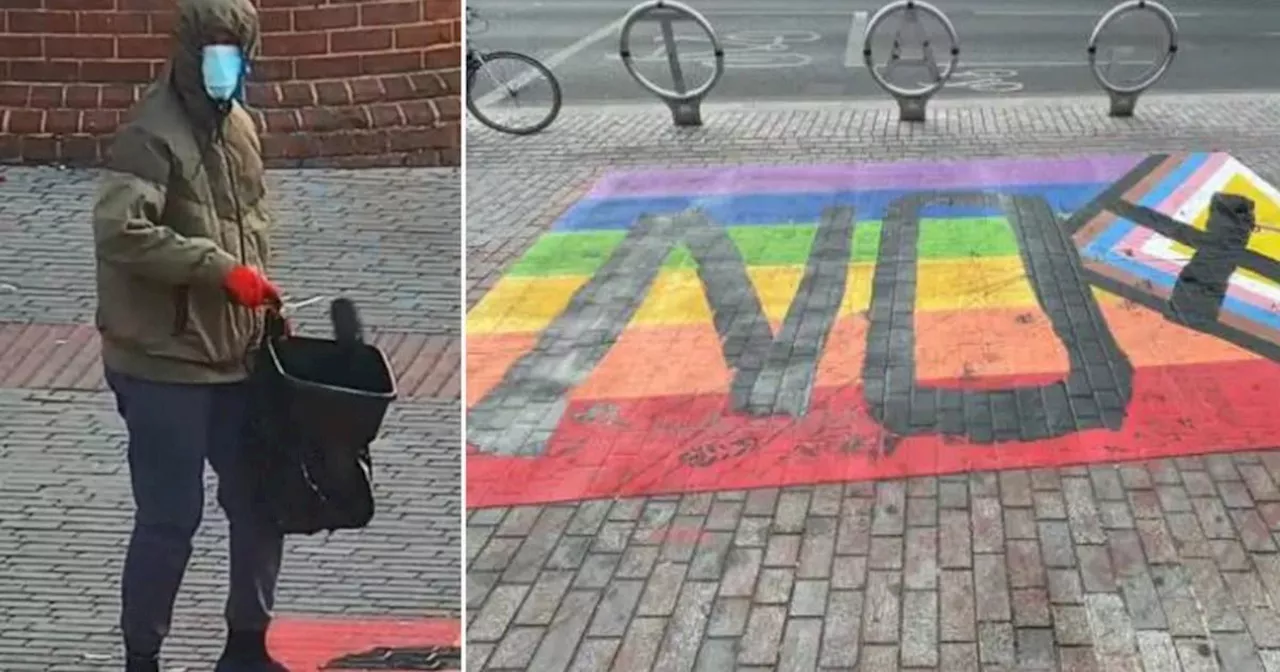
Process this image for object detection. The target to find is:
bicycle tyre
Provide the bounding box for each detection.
[466,51,562,136]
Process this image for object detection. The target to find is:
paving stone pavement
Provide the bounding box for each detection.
[0,167,461,669]
[464,92,1280,671]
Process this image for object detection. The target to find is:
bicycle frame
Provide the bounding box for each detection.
[465,8,486,72]
[466,49,489,74]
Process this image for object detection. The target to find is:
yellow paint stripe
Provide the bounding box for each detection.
[468,257,1071,335]
[1184,173,1280,259]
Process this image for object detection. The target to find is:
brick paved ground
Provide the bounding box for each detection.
[0,167,461,670]
[465,92,1280,671]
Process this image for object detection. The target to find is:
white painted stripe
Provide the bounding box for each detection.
[1173,157,1244,221]
[1230,158,1280,209]
[474,15,626,107]
[844,10,869,69]
[1229,271,1280,299]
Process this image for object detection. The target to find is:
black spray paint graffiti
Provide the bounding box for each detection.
[468,154,1280,456]
[1167,193,1256,326]
[861,192,1134,446]
[468,208,853,455]
[323,646,461,670]
[1093,192,1280,362]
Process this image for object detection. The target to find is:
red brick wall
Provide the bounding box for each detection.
[0,0,461,168]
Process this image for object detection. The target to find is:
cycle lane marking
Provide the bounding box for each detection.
[843,10,869,69]
[930,68,1025,93]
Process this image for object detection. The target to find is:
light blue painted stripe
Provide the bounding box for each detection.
[1139,153,1210,209]
[1086,154,1210,257]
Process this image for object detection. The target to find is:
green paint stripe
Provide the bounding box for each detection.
[504,218,1020,276]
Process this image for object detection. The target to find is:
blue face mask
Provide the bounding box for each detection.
[201,44,245,102]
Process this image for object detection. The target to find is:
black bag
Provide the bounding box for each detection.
[245,298,397,535]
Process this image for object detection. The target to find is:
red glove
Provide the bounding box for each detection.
[223,265,280,308]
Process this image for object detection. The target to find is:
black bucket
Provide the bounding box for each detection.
[246,302,397,535]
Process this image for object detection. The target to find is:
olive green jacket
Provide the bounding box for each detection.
[93,0,273,384]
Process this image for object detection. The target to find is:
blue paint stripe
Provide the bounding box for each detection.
[1084,221,1127,261]
[551,184,1112,231]
[1086,154,1209,257]
[1083,247,1280,330]
[1139,153,1209,208]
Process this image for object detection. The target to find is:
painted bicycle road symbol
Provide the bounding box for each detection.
[614,30,821,69]
[918,68,1024,93]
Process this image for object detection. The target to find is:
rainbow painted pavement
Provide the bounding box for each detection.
[466,153,1280,509]
[269,618,460,670]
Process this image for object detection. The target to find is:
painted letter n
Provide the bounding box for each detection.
[467,207,854,456]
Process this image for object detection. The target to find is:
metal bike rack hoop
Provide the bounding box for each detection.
[1088,0,1178,117]
[862,0,960,123]
[618,0,725,127]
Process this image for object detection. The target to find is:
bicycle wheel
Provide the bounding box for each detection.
[466,51,562,136]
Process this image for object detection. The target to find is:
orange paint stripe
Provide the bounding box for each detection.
[465,300,1262,404]
[466,332,537,406]
[914,306,1069,382]
[573,324,736,400]
[1100,298,1262,366]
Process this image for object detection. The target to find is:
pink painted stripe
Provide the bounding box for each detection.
[1155,152,1230,215]
[1115,226,1279,312]
[586,154,1147,199]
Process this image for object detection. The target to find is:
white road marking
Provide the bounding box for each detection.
[844,10,869,68]
[848,58,1156,69]
[473,15,626,107]
[971,9,1201,17]
[541,15,628,70]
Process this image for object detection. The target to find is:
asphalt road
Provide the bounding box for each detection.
[467,0,1280,105]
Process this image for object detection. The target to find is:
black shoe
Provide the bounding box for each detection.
[124,651,160,672]
[214,629,288,672]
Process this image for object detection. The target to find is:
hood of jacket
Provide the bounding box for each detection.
[166,0,261,133]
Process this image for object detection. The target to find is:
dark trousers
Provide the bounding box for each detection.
[106,369,284,656]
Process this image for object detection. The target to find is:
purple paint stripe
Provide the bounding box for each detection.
[587,154,1148,199]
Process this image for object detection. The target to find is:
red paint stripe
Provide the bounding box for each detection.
[268,616,460,671]
[467,360,1280,508]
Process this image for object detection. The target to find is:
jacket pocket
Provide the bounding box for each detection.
[97,266,183,352]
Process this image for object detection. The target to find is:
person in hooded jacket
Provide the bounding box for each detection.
[92,0,288,669]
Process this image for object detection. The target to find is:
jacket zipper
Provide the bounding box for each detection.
[215,111,259,367]
[214,119,248,267]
